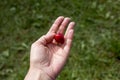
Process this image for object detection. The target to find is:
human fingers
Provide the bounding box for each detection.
[63,29,74,54]
[64,22,75,38]
[35,33,55,45]
[57,17,71,34]
[48,16,64,34]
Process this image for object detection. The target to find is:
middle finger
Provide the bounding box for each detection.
[57,17,71,34]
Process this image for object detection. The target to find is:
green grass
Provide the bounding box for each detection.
[0,0,120,80]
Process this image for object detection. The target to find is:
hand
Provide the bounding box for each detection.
[25,16,75,80]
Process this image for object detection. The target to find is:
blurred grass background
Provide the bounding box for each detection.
[0,0,120,80]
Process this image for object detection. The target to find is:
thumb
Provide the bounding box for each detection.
[36,33,55,45]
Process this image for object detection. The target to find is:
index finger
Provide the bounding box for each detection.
[48,16,64,33]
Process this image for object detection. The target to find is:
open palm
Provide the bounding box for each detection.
[30,16,75,79]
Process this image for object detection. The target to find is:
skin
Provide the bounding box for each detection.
[24,16,75,80]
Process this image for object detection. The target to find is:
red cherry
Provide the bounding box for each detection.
[54,33,64,44]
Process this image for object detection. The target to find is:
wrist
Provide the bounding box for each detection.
[24,67,55,80]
